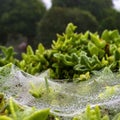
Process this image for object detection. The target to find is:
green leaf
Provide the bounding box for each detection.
[23,108,50,120]
[101,30,109,41]
[90,33,106,49]
[88,42,99,56]
[65,23,77,35]
[109,30,120,40]
[112,113,120,120]
[0,116,12,120]
[35,43,45,55]
[26,45,34,55]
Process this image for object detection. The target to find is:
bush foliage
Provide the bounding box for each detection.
[1,23,120,81]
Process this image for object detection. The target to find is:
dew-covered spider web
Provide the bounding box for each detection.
[0,63,120,119]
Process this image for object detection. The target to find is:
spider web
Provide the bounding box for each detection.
[0,63,120,119]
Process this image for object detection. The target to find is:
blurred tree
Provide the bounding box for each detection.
[99,9,120,31]
[0,0,46,48]
[115,11,120,30]
[99,17,116,31]
[36,7,98,48]
[52,0,113,21]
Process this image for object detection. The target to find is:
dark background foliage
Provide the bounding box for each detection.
[0,0,120,50]
[0,0,46,48]
[36,7,98,48]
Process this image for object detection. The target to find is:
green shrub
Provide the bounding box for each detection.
[0,46,17,66]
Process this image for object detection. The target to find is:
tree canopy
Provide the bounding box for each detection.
[0,0,46,46]
[52,0,113,8]
[36,7,98,48]
[52,0,113,21]
[99,9,120,31]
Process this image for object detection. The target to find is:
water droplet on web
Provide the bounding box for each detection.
[0,64,120,119]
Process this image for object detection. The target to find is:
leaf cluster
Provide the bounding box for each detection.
[18,44,49,75]
[0,46,17,67]
[47,23,120,80]
[1,96,120,120]
[1,23,120,80]
[0,94,50,120]
[73,105,120,120]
